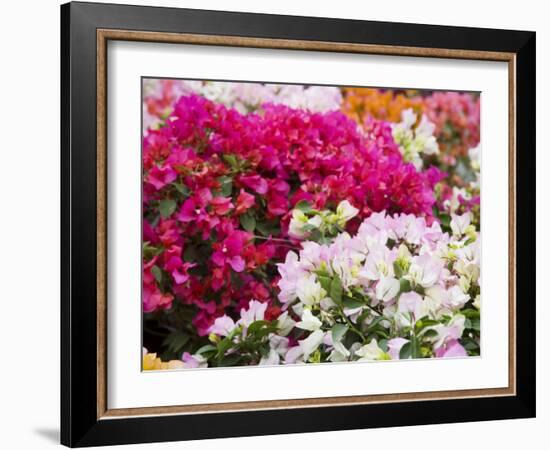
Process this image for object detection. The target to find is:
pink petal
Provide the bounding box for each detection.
[228,256,245,272]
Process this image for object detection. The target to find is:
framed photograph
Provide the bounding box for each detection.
[61,1,536,447]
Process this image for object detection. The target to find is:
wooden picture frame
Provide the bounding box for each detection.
[61,1,535,447]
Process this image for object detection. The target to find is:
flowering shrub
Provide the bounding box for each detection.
[142,79,481,369]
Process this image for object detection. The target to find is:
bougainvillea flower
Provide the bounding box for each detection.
[164,256,194,285]
[176,188,215,228]
[177,198,206,223]
[235,189,256,215]
[239,174,269,194]
[181,352,208,368]
[434,339,468,358]
[208,315,236,336]
[238,300,267,327]
[210,196,234,215]
[146,164,177,190]
[143,284,174,313]
[211,231,249,272]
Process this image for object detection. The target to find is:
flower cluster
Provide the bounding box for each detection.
[392,108,439,170]
[342,87,424,124]
[141,80,481,368]
[183,210,480,368]
[277,210,480,361]
[423,91,480,163]
[143,79,342,130]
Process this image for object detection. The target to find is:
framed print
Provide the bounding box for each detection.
[60,1,536,447]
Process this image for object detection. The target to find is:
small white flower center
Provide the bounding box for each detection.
[195,208,201,215]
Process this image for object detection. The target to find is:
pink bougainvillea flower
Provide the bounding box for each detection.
[143,283,174,313]
[143,219,159,245]
[243,241,276,270]
[164,255,194,285]
[239,174,268,194]
[235,189,255,215]
[146,164,177,190]
[267,193,288,216]
[177,198,205,223]
[237,300,268,327]
[434,339,468,358]
[208,315,236,336]
[156,219,181,247]
[176,188,213,223]
[259,145,280,171]
[211,231,249,273]
[181,352,207,369]
[192,310,216,336]
[210,196,234,215]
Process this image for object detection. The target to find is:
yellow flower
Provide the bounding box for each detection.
[143,352,163,370]
[143,349,185,371]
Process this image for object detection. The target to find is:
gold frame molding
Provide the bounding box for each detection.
[96,29,516,420]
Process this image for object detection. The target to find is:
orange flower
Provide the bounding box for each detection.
[342,88,423,124]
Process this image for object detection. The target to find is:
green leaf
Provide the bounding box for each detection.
[294,200,314,213]
[143,242,163,260]
[217,354,242,367]
[247,320,270,336]
[399,279,412,293]
[378,339,389,352]
[196,344,216,355]
[330,275,343,304]
[217,176,233,196]
[366,315,386,331]
[222,154,238,168]
[255,220,280,237]
[411,337,422,358]
[421,329,438,339]
[162,331,190,353]
[159,199,177,219]
[258,344,270,358]
[172,182,190,197]
[308,229,323,243]
[151,265,163,283]
[216,336,234,357]
[240,213,256,232]
[461,308,480,319]
[343,298,364,309]
[415,317,440,331]
[356,308,372,326]
[399,342,412,359]
[439,213,451,229]
[318,275,332,293]
[331,323,348,343]
[462,338,480,351]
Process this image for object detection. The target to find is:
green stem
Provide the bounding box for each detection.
[339,307,366,343]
